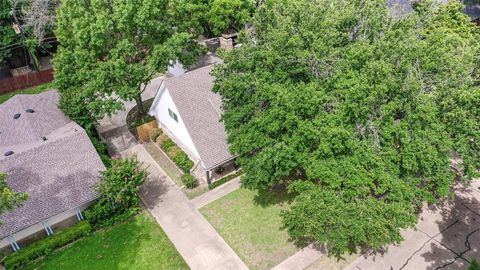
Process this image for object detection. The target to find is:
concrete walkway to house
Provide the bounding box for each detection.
[272,243,324,270]
[191,177,242,209]
[122,145,248,270]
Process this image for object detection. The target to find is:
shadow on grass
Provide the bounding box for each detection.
[252,184,295,208]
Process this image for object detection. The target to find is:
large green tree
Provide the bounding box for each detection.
[213,0,480,256]
[171,0,255,38]
[0,0,20,65]
[54,0,201,127]
[0,173,28,225]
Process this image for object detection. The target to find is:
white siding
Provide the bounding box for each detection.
[150,86,200,160]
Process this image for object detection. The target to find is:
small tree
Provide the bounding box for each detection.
[0,173,28,225]
[85,157,147,226]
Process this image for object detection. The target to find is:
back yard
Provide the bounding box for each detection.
[0,83,52,105]
[25,212,188,270]
[200,188,300,270]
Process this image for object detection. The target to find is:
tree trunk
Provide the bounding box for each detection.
[135,94,146,119]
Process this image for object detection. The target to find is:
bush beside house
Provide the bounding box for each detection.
[157,135,194,173]
[181,174,197,189]
[154,129,196,188]
[85,157,148,228]
[2,221,91,269]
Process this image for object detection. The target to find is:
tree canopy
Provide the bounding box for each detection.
[171,0,256,38]
[213,0,480,256]
[0,0,20,64]
[54,0,201,128]
[0,173,28,225]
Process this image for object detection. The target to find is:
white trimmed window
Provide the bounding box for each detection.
[168,108,178,122]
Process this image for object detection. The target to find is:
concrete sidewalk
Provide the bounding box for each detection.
[271,243,323,270]
[122,145,248,270]
[191,177,241,209]
[346,180,480,270]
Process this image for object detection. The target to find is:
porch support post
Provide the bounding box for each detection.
[8,235,20,251]
[206,170,212,185]
[75,208,84,221]
[42,221,54,236]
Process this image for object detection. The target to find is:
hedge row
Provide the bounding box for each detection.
[3,221,91,269]
[208,170,244,190]
[155,133,194,173]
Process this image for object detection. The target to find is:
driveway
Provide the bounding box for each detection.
[347,180,480,270]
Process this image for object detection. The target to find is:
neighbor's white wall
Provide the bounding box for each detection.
[0,201,93,250]
[153,88,200,160]
[168,60,186,77]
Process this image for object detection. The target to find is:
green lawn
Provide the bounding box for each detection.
[26,212,188,270]
[0,83,53,105]
[200,188,301,270]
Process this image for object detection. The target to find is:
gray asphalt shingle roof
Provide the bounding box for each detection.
[164,65,234,170]
[0,90,104,239]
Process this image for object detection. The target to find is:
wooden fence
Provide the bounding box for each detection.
[0,69,54,95]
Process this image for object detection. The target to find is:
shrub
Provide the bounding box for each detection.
[161,139,176,152]
[167,146,182,159]
[470,259,480,270]
[174,152,194,173]
[3,221,91,269]
[181,174,197,189]
[86,157,147,228]
[156,134,169,145]
[85,203,137,228]
[209,169,244,189]
[149,128,162,142]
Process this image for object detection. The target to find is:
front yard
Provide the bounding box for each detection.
[25,212,188,270]
[199,188,300,270]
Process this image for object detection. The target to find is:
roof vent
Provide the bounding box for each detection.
[4,151,14,156]
[42,137,47,141]
[26,109,35,113]
[13,113,21,119]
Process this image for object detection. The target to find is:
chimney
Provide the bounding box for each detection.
[220,32,238,50]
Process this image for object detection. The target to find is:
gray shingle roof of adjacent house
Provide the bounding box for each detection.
[0,90,104,239]
[164,65,234,170]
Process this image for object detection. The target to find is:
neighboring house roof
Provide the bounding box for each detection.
[155,65,234,170]
[388,0,480,19]
[0,90,104,239]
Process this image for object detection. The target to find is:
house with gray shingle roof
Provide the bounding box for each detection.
[149,65,236,184]
[0,90,105,253]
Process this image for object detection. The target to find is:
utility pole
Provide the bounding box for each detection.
[12,2,39,72]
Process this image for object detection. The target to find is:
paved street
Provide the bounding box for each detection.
[347,180,480,270]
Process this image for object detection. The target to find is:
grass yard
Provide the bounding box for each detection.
[25,212,188,270]
[200,188,301,270]
[0,83,53,105]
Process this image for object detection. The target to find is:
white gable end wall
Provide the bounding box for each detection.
[150,86,201,160]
